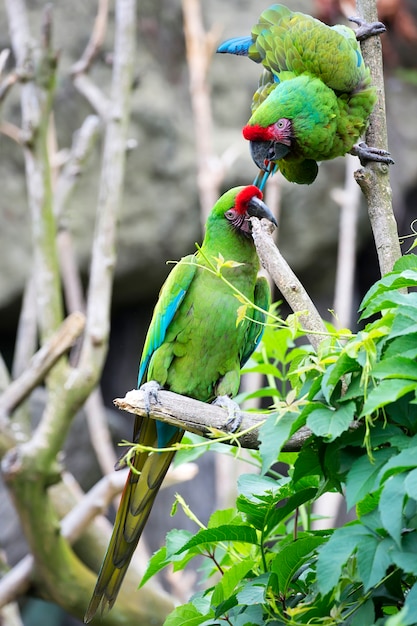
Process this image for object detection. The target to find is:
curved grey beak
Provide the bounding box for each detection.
[250,140,290,171]
[247,195,278,227]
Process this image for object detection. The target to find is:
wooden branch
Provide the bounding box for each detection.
[72,73,112,119]
[76,0,135,382]
[250,218,328,352]
[0,312,85,419]
[182,0,223,223]
[354,0,401,276]
[70,0,109,76]
[114,389,312,452]
[54,114,101,221]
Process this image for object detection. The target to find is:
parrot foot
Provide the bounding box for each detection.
[349,16,386,41]
[213,395,243,433]
[351,142,395,166]
[140,380,161,416]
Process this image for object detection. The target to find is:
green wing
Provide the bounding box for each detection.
[240,276,270,367]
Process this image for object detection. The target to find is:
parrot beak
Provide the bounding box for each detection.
[250,140,290,171]
[247,195,278,227]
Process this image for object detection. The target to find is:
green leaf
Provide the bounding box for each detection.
[140,546,169,587]
[379,474,406,546]
[349,599,375,626]
[400,581,417,625]
[391,551,417,577]
[384,334,417,360]
[321,353,359,403]
[163,603,208,626]
[345,448,393,510]
[270,535,326,594]
[236,573,276,605]
[211,559,256,606]
[175,525,259,555]
[361,290,417,320]
[231,605,264,626]
[357,535,394,591]
[259,410,307,473]
[316,523,371,595]
[174,433,211,465]
[360,379,417,417]
[265,488,318,535]
[207,508,242,529]
[405,467,417,499]
[380,447,417,482]
[237,472,285,501]
[242,362,284,379]
[360,270,417,313]
[306,401,355,441]
[372,356,417,381]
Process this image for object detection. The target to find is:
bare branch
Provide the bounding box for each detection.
[0,312,85,418]
[54,115,101,221]
[250,218,328,352]
[70,0,109,76]
[354,0,401,275]
[72,73,112,119]
[114,389,312,452]
[76,0,135,382]
[182,0,223,223]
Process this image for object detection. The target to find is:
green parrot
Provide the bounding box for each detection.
[217,4,393,187]
[84,185,276,621]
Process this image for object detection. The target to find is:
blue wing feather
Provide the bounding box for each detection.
[137,256,197,386]
[217,36,252,56]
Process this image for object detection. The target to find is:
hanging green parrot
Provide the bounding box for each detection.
[217,4,393,187]
[84,185,276,622]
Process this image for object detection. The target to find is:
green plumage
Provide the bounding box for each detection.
[218,4,378,185]
[84,186,274,621]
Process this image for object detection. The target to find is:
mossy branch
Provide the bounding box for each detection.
[354,0,401,275]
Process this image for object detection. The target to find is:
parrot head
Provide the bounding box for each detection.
[210,185,277,237]
[242,75,338,175]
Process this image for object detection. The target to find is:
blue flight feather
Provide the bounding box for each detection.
[137,288,187,386]
[217,36,252,56]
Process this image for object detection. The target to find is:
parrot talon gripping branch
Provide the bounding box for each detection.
[218,3,393,188]
[348,15,387,41]
[84,186,276,622]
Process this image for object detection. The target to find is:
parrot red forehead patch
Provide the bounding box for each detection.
[242,124,273,141]
[235,185,263,214]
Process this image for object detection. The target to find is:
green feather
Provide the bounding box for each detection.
[84,186,273,621]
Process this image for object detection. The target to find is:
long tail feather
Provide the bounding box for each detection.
[84,420,183,622]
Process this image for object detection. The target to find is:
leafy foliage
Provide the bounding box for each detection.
[143,256,417,625]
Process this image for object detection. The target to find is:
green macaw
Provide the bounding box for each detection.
[84,185,276,622]
[217,4,393,187]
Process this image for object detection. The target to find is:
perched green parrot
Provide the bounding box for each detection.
[84,185,276,621]
[217,4,393,187]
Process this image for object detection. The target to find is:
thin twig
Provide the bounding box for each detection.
[182,0,223,223]
[0,312,85,418]
[70,0,109,76]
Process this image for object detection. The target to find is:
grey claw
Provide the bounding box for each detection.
[213,395,243,433]
[349,16,386,41]
[351,142,394,166]
[140,380,161,416]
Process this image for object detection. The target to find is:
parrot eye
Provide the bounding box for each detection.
[225,209,235,220]
[277,119,285,128]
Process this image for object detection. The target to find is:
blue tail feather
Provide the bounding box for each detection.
[217,36,252,56]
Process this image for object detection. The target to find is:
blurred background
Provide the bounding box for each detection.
[0,0,417,624]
